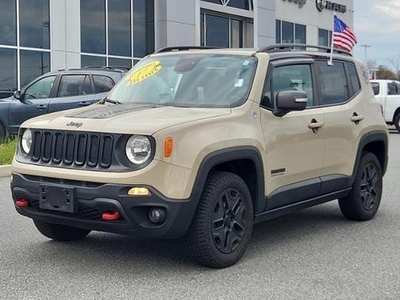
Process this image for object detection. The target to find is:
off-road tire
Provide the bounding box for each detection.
[33,220,91,241]
[339,152,383,221]
[185,171,253,268]
[394,113,400,133]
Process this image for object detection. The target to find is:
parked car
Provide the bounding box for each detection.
[0,67,126,140]
[0,90,14,99]
[370,79,400,132]
[11,45,388,268]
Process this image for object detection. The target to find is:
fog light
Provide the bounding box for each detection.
[148,207,166,224]
[128,187,151,196]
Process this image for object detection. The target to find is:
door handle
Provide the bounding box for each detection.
[79,101,90,107]
[37,104,47,110]
[351,113,364,124]
[308,119,324,133]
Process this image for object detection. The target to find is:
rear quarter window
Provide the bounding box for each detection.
[371,82,380,95]
[347,63,361,97]
[93,75,115,93]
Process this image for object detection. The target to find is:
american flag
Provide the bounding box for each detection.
[333,15,357,52]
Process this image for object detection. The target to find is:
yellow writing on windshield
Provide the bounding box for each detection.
[126,61,162,86]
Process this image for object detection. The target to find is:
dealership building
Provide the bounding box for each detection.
[0,0,353,91]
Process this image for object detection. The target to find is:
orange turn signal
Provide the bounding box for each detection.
[164,137,173,158]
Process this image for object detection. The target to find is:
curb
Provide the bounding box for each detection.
[0,165,11,178]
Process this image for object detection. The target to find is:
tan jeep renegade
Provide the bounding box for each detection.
[11,45,388,268]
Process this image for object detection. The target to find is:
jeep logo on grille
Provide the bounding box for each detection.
[66,121,83,128]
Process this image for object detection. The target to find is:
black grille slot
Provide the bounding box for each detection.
[100,135,113,168]
[42,131,53,163]
[75,133,87,166]
[53,132,64,164]
[88,134,100,167]
[32,131,42,162]
[64,133,75,165]
[29,130,116,169]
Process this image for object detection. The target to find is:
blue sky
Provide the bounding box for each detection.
[353,0,400,69]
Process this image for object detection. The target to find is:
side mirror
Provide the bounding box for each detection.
[13,90,22,101]
[274,90,308,117]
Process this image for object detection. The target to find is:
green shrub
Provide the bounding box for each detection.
[0,138,17,165]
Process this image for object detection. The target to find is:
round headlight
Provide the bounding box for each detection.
[125,135,152,164]
[21,129,32,154]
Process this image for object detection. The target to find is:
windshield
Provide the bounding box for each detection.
[107,54,257,108]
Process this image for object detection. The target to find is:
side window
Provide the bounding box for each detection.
[316,61,349,105]
[57,75,92,97]
[261,64,314,109]
[371,82,380,95]
[387,82,396,95]
[24,76,56,100]
[396,84,400,95]
[93,75,115,93]
[347,63,361,97]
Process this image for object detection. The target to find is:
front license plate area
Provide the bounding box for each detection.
[39,185,75,213]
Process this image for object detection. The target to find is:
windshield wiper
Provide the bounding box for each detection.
[101,98,122,105]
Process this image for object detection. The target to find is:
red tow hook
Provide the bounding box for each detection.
[102,211,120,221]
[15,199,29,207]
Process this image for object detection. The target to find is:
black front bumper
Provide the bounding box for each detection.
[11,173,198,238]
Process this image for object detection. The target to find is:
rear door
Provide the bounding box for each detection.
[8,75,56,133]
[48,74,95,113]
[317,60,364,194]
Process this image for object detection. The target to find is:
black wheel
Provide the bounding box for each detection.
[0,123,5,142]
[185,172,253,268]
[33,220,91,241]
[394,113,400,133]
[339,152,383,221]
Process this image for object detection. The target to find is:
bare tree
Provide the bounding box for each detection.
[387,54,400,80]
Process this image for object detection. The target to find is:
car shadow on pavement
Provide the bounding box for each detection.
[25,202,358,271]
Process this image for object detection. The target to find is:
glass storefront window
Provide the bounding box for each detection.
[231,19,243,48]
[20,50,50,87]
[206,15,229,48]
[295,24,306,44]
[81,0,106,54]
[228,0,250,10]
[0,48,17,91]
[282,21,293,43]
[19,0,50,49]
[81,55,106,68]
[246,21,254,48]
[108,57,132,69]
[108,0,131,57]
[275,20,281,43]
[0,0,16,46]
[318,28,332,47]
[133,0,154,57]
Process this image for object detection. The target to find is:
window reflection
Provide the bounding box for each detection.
[81,0,106,54]
[20,50,50,87]
[81,55,106,68]
[206,15,229,48]
[133,0,154,57]
[20,0,50,49]
[0,48,17,90]
[108,0,131,57]
[0,0,16,46]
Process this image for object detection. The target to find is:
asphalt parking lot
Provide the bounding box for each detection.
[1,131,400,300]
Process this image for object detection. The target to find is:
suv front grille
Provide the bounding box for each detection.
[31,130,114,169]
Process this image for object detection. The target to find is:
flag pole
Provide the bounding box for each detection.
[328,12,336,66]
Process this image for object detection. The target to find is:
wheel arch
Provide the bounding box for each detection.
[190,147,265,216]
[351,131,388,186]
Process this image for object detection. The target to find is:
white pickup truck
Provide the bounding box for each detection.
[370,79,400,132]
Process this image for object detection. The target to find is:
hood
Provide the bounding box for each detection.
[21,103,231,135]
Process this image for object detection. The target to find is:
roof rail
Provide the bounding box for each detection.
[156,46,219,53]
[81,65,130,72]
[258,44,352,56]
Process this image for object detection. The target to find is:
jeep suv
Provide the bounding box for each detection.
[10,45,388,268]
[0,67,126,140]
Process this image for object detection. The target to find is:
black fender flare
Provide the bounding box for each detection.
[189,146,265,215]
[350,130,388,187]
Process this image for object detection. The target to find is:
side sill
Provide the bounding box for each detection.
[254,188,351,224]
